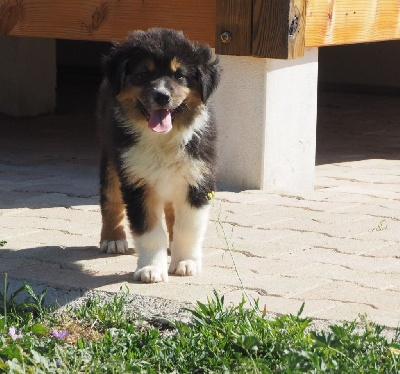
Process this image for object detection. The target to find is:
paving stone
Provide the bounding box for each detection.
[255,231,389,256]
[9,231,100,248]
[6,262,131,290]
[363,243,400,259]
[292,281,400,312]
[1,90,400,328]
[222,289,341,319]
[312,302,400,328]
[0,257,41,272]
[281,246,400,272]
[283,263,400,290]
[0,228,42,241]
[0,214,100,236]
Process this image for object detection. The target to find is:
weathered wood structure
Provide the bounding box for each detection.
[1,0,399,191]
[1,1,398,52]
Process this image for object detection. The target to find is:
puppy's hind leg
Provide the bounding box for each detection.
[99,150,129,254]
[164,202,175,255]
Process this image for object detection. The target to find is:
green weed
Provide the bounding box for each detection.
[371,219,388,232]
[0,280,399,373]
[207,192,255,309]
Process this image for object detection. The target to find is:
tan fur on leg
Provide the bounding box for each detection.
[100,162,128,253]
[164,202,175,244]
[164,202,175,255]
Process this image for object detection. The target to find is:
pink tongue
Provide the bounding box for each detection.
[148,109,172,133]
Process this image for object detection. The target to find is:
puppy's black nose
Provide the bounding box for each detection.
[154,91,171,106]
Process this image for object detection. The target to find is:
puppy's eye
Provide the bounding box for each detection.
[138,70,150,78]
[174,70,185,80]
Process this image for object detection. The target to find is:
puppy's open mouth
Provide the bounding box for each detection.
[138,101,186,133]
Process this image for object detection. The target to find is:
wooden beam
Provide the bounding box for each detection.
[305,0,400,47]
[252,0,306,59]
[0,0,216,45]
[215,0,252,56]
[2,0,400,55]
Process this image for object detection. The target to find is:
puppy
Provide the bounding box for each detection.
[96,28,221,283]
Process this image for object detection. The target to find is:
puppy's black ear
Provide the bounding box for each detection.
[102,43,129,96]
[196,45,221,103]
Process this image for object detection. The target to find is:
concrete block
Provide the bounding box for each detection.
[213,48,319,192]
[263,48,319,192]
[0,36,56,116]
[213,55,267,191]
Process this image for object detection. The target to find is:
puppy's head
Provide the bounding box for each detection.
[103,28,221,133]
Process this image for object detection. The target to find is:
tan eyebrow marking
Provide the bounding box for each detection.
[170,57,181,72]
[145,59,155,72]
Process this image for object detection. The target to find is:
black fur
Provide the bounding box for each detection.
[119,183,149,235]
[99,150,110,212]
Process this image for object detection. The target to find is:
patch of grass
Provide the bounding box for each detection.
[0,280,399,373]
[0,241,6,248]
[72,287,136,330]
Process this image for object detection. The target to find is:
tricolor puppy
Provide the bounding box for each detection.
[97,28,221,283]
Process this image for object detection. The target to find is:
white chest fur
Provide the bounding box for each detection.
[120,109,210,201]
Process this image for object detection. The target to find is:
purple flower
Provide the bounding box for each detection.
[56,360,62,367]
[8,327,23,340]
[51,330,68,340]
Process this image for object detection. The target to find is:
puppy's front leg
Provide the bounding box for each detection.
[168,201,210,276]
[133,221,168,283]
[122,184,168,283]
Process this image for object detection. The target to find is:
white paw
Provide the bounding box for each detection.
[100,240,129,254]
[169,260,201,276]
[133,266,168,283]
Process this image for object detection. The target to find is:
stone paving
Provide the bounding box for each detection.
[1,88,400,330]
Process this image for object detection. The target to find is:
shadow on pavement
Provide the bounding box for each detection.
[0,245,135,307]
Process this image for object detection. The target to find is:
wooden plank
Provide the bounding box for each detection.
[215,0,252,56]
[252,0,306,59]
[0,0,216,45]
[253,0,290,58]
[2,0,400,54]
[305,0,400,47]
